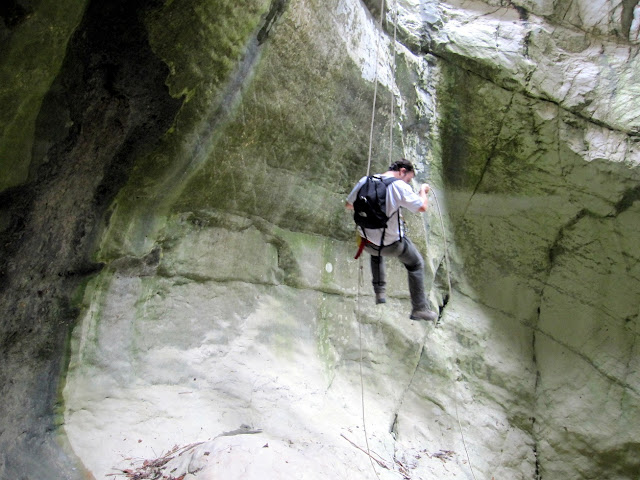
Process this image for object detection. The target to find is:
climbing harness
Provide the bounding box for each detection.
[354,234,367,260]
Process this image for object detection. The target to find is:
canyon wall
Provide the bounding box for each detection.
[1,0,638,478]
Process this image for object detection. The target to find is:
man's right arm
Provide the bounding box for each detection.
[345,176,366,210]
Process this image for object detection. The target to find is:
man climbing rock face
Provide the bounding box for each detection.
[346,159,438,322]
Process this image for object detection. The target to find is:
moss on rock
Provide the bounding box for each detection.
[99,0,397,259]
[172,2,393,238]
[98,0,272,259]
[0,0,88,191]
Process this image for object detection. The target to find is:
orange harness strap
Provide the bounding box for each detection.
[354,236,368,259]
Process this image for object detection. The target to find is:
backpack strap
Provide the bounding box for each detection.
[378,176,402,253]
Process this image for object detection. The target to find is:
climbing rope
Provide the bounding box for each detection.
[429,190,478,480]
[359,3,477,480]
[365,0,391,177]
[358,0,394,478]
[454,389,479,480]
[356,258,382,480]
[429,190,452,301]
[388,2,398,167]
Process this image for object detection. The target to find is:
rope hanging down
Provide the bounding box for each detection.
[389,2,398,167]
[430,189,478,480]
[430,190,452,302]
[358,0,395,479]
[365,0,398,177]
[358,3,477,479]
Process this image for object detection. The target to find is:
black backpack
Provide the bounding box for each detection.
[353,175,399,230]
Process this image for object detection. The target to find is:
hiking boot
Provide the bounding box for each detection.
[409,309,438,321]
[375,292,386,304]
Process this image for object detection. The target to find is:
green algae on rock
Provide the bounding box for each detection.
[0,0,88,191]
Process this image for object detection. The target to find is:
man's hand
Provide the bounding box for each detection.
[418,184,429,212]
[345,202,354,210]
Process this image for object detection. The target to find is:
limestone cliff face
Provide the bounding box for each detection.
[0,0,638,479]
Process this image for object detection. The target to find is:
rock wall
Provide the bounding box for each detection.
[415,0,640,477]
[0,0,182,477]
[0,0,638,479]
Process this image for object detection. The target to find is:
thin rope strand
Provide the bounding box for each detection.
[430,190,452,300]
[362,2,477,477]
[366,0,387,177]
[360,1,387,477]
[453,388,479,480]
[357,258,382,480]
[389,0,398,166]
[429,190,478,479]
[366,76,379,177]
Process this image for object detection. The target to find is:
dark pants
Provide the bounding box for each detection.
[364,237,427,311]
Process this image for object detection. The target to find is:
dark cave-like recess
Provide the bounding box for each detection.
[0,0,181,477]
